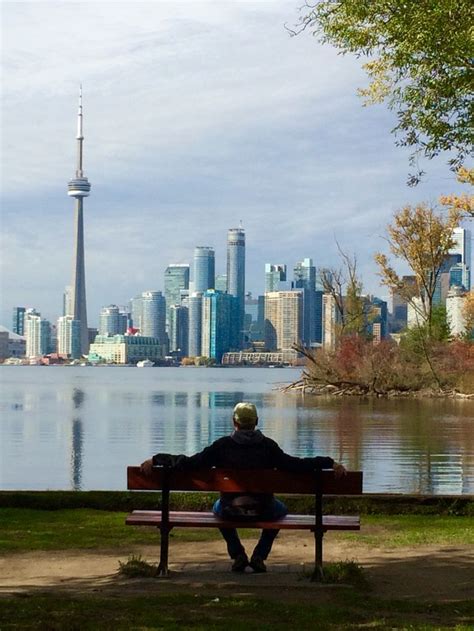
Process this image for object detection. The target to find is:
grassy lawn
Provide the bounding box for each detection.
[1,508,473,551]
[0,592,472,630]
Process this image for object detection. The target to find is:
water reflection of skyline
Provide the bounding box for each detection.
[0,367,473,493]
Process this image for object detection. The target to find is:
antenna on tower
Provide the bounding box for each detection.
[239,219,243,229]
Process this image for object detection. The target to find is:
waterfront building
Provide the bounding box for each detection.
[264,290,303,351]
[446,286,469,337]
[451,227,472,267]
[227,227,245,348]
[449,262,470,290]
[67,87,92,355]
[89,334,163,364]
[140,291,167,350]
[201,289,239,362]
[169,304,189,356]
[12,307,26,336]
[433,254,462,306]
[265,264,287,293]
[25,312,51,358]
[57,315,81,358]
[193,246,215,292]
[164,264,190,326]
[188,291,203,357]
[99,305,127,336]
[0,325,26,358]
[0,331,9,360]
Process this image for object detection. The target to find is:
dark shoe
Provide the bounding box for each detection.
[249,555,267,573]
[231,553,249,573]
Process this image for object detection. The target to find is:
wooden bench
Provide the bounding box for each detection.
[126,466,363,581]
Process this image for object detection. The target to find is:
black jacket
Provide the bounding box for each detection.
[152,430,334,518]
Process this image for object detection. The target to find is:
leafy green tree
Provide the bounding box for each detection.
[292,0,474,183]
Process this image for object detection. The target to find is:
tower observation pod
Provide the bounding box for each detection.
[68,86,91,197]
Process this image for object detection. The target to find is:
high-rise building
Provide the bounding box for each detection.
[25,312,51,358]
[390,275,417,333]
[201,289,239,362]
[164,264,190,326]
[367,297,388,343]
[12,307,26,336]
[99,305,127,336]
[293,257,317,347]
[322,293,341,350]
[446,286,469,337]
[226,227,245,348]
[194,247,215,292]
[67,87,91,355]
[63,286,73,317]
[169,304,189,356]
[130,295,143,330]
[215,274,227,292]
[264,290,303,351]
[57,315,81,358]
[188,291,203,357]
[265,264,287,293]
[450,227,472,289]
[141,291,167,349]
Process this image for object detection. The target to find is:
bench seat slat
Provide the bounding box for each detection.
[126,510,360,531]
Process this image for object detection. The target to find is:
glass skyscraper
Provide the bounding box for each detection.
[188,292,203,357]
[12,307,26,336]
[201,289,239,362]
[99,305,127,336]
[226,227,245,348]
[141,291,167,349]
[193,247,215,292]
[164,264,190,325]
[265,264,287,292]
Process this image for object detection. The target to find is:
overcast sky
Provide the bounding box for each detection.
[1,1,467,327]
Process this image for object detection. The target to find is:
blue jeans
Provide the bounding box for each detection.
[213,498,288,560]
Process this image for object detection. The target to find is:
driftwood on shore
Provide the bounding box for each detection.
[281,378,474,399]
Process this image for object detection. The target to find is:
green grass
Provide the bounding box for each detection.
[0,593,472,630]
[341,515,474,547]
[0,509,473,552]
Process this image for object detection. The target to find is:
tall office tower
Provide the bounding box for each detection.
[169,304,189,356]
[201,289,239,362]
[130,295,143,330]
[367,297,388,343]
[194,246,215,292]
[67,87,91,355]
[390,275,417,333]
[25,312,51,357]
[264,290,303,351]
[322,293,341,351]
[164,264,190,326]
[446,286,468,337]
[293,257,317,347]
[226,227,245,348]
[433,254,461,305]
[57,315,81,358]
[450,227,472,289]
[141,291,167,347]
[265,264,287,293]
[99,305,127,336]
[63,286,73,316]
[188,292,203,357]
[12,307,26,335]
[215,274,227,292]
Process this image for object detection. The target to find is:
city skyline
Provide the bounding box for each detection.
[1,2,470,327]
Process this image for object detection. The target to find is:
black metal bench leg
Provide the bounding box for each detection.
[311,528,324,582]
[157,525,171,577]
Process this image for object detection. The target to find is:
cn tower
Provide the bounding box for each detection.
[67,86,91,355]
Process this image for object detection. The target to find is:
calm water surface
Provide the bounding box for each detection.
[1,366,473,494]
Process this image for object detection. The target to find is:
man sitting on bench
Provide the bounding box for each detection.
[140,402,346,574]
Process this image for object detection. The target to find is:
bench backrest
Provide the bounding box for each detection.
[127,467,363,495]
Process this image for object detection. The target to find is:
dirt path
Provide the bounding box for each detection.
[1,531,472,602]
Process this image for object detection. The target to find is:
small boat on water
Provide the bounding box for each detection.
[137,359,155,367]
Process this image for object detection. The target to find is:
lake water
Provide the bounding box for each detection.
[1,366,473,494]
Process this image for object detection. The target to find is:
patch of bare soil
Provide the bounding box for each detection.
[0,531,472,603]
